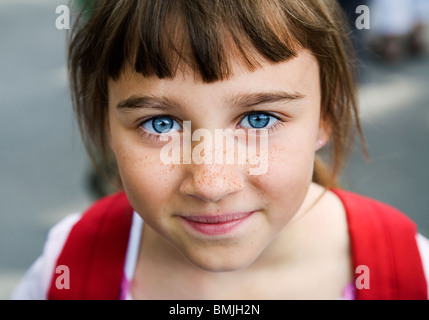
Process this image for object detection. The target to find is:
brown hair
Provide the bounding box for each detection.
[69,0,365,191]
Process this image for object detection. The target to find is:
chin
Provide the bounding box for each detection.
[182,247,260,273]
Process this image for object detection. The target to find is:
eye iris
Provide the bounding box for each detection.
[153,117,174,133]
[248,114,270,128]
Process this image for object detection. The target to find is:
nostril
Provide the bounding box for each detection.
[179,164,244,203]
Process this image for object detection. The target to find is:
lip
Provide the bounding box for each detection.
[179,212,255,236]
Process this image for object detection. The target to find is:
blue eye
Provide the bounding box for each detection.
[142,116,182,134]
[239,112,278,129]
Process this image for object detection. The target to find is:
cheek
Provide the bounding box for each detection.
[269,144,314,189]
[250,138,316,220]
[113,143,181,214]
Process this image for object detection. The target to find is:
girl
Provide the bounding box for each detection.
[12,0,429,300]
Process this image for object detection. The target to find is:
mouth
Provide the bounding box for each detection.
[179,212,255,236]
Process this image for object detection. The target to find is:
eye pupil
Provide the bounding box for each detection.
[248,113,270,128]
[153,117,174,133]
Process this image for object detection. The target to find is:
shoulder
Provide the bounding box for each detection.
[64,191,132,241]
[331,188,416,230]
[11,192,135,300]
[332,188,401,212]
[48,192,134,299]
[331,188,421,248]
[11,191,132,299]
[331,188,429,299]
[10,213,81,300]
[415,234,429,299]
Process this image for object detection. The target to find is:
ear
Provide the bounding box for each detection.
[315,117,331,151]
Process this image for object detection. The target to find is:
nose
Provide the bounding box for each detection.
[179,163,245,203]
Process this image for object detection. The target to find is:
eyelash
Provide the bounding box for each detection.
[137,112,285,142]
[137,116,181,142]
[138,129,168,143]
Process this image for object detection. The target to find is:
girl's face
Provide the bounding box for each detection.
[107,50,327,272]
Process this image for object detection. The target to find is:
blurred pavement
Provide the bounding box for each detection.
[0,0,93,299]
[342,56,429,238]
[1,1,428,299]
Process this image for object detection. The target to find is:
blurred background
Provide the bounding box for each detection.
[1,0,428,299]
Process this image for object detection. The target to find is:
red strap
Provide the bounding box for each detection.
[333,189,427,300]
[48,191,133,300]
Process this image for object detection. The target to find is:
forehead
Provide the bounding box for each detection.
[108,50,320,105]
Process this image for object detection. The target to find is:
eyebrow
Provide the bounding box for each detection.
[116,91,305,111]
[227,91,305,109]
[117,95,184,111]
